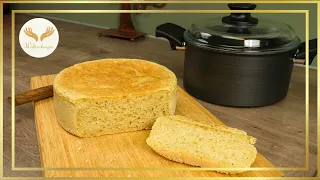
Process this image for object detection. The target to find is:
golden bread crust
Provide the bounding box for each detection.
[53,59,177,100]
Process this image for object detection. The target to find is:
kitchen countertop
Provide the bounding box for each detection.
[3,14,318,177]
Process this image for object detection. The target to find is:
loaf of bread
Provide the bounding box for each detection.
[146,115,257,174]
[53,59,177,137]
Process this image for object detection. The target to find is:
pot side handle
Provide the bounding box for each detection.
[155,23,186,50]
[294,38,317,65]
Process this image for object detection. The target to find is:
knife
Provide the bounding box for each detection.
[8,85,54,106]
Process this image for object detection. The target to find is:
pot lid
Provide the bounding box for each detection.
[184,3,301,54]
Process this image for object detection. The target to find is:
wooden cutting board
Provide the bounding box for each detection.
[31,74,284,178]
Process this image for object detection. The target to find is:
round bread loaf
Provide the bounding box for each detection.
[53,59,177,137]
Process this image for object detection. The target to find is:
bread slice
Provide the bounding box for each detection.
[146,115,257,174]
[53,59,177,137]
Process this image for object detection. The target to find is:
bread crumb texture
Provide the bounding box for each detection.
[53,59,178,137]
[146,115,258,174]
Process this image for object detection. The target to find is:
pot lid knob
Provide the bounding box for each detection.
[222,3,258,26]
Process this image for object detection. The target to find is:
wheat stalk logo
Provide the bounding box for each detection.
[24,26,55,42]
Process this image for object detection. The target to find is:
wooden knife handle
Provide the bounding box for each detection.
[8,85,54,106]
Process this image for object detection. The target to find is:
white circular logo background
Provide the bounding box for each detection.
[19,18,59,58]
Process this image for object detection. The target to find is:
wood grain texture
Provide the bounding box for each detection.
[31,74,283,178]
[3,14,317,177]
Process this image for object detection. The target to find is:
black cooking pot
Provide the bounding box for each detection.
[156,3,317,107]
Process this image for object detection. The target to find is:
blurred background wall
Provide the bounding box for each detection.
[11,3,318,66]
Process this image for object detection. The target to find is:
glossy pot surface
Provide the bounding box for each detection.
[155,3,317,107]
[184,44,296,107]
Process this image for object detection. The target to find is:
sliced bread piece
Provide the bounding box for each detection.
[146,115,257,174]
